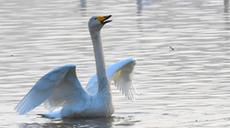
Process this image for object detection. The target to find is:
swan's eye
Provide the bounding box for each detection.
[94,18,97,20]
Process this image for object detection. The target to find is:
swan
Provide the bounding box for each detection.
[15,15,136,119]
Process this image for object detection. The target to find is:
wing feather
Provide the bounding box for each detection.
[15,64,85,115]
[108,57,136,100]
[86,57,136,100]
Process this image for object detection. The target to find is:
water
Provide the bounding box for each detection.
[0,0,230,127]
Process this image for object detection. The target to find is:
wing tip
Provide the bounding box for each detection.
[15,101,30,115]
[15,105,26,115]
[15,100,24,115]
[126,57,136,62]
[60,64,76,69]
[125,57,136,66]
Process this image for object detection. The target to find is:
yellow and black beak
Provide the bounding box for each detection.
[96,15,112,25]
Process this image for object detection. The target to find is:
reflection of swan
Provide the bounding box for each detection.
[80,0,87,13]
[80,0,86,8]
[136,0,143,14]
[19,118,113,128]
[224,0,229,13]
[16,15,136,119]
[19,116,138,128]
[136,0,153,14]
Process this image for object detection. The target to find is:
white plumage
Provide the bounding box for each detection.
[15,15,136,119]
[86,57,136,99]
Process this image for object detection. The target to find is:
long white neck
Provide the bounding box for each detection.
[90,30,110,94]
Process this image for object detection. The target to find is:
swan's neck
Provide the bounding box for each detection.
[90,30,110,94]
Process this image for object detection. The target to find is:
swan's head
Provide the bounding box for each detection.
[88,15,112,32]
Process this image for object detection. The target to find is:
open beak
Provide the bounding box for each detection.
[97,15,112,25]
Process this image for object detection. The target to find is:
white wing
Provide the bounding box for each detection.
[86,57,136,100]
[15,64,87,115]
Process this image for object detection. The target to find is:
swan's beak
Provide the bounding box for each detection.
[97,15,112,25]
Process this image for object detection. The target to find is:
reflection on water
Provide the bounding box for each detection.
[136,0,154,15]
[80,0,87,8]
[224,0,229,12]
[19,116,139,128]
[80,0,87,12]
[19,118,113,128]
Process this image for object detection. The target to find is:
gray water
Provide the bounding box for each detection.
[0,0,230,127]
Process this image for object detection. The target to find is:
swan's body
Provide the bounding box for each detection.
[16,15,136,119]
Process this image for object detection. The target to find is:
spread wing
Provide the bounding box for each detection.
[86,57,136,100]
[15,64,87,115]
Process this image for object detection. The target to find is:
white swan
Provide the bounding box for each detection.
[15,15,136,119]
